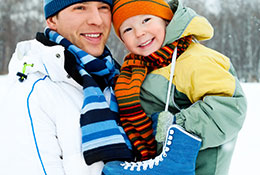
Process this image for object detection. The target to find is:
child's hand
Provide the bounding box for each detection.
[151,111,175,143]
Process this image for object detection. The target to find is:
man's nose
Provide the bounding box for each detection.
[86,8,103,25]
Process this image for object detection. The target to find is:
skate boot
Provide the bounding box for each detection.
[102,124,202,175]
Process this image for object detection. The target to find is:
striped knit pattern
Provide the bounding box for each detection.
[115,36,193,160]
[44,28,133,165]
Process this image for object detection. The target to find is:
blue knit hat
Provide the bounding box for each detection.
[44,0,113,19]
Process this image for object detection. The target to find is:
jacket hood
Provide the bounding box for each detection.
[163,0,214,45]
[8,39,71,82]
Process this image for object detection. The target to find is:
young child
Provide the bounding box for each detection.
[103,0,247,174]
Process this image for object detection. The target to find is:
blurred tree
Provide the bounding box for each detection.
[0,0,45,74]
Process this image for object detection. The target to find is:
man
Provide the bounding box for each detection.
[0,0,132,174]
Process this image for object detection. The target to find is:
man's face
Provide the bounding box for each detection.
[47,2,111,57]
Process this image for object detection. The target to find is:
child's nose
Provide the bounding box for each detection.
[135,28,145,38]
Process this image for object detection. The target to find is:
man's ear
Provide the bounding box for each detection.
[46,16,58,30]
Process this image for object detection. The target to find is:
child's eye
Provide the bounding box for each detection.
[123,28,132,33]
[143,18,151,24]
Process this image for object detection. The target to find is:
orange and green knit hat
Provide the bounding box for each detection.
[112,0,174,37]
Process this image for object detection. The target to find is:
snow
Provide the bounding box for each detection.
[0,75,9,98]
[0,75,259,174]
[229,83,260,175]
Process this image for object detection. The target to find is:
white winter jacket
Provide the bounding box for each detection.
[0,39,104,175]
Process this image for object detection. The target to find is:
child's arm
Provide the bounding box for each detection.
[175,79,246,149]
[173,57,247,150]
[140,50,247,150]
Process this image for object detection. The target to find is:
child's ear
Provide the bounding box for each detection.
[46,16,58,30]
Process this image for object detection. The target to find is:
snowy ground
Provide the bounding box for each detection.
[0,75,259,174]
[229,83,260,175]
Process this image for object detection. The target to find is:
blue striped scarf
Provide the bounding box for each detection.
[44,28,133,165]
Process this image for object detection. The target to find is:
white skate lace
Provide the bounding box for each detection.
[120,129,175,171]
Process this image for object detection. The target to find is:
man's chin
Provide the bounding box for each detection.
[79,45,104,57]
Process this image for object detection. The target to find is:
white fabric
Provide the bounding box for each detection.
[0,39,104,175]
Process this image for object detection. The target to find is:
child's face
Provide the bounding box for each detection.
[119,14,167,56]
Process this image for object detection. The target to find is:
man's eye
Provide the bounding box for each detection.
[99,5,110,10]
[75,6,85,10]
[143,18,151,24]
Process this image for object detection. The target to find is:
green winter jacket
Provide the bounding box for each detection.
[139,1,247,175]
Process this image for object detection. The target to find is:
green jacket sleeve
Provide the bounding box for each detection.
[175,78,247,150]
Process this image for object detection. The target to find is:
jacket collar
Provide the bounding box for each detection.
[36,32,83,86]
[35,32,115,91]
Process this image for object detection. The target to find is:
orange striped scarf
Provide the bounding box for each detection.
[115,36,192,160]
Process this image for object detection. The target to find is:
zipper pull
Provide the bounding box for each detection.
[16,62,34,82]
